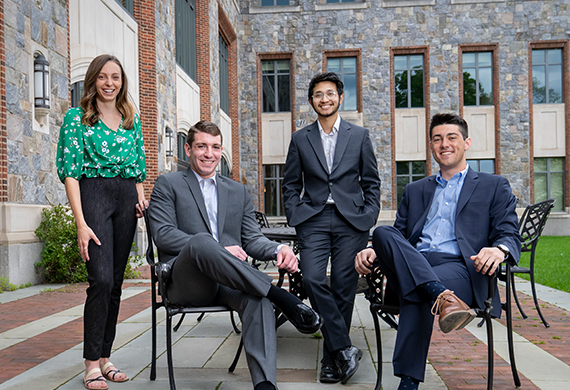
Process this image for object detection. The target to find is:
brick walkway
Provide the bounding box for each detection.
[0,267,569,389]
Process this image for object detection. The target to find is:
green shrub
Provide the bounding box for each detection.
[35,204,146,284]
[35,204,87,283]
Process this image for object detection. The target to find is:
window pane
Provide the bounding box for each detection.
[532,50,545,65]
[411,161,425,175]
[262,61,274,73]
[463,53,476,68]
[277,60,290,73]
[262,74,276,112]
[550,172,564,210]
[534,173,548,203]
[548,49,562,64]
[548,64,563,104]
[479,159,495,173]
[261,0,274,6]
[532,65,546,104]
[397,176,410,207]
[534,158,547,172]
[396,161,410,175]
[479,67,493,105]
[478,52,492,67]
[550,157,564,171]
[410,69,424,107]
[394,56,407,71]
[463,69,477,106]
[277,75,291,112]
[276,0,288,5]
[343,73,357,111]
[343,57,357,73]
[395,70,408,108]
[328,58,341,72]
[410,55,423,69]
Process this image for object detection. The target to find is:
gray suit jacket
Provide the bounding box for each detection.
[149,168,279,264]
[282,118,381,231]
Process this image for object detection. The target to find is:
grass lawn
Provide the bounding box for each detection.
[517,236,570,293]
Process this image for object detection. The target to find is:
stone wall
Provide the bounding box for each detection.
[238,0,570,209]
[5,0,69,206]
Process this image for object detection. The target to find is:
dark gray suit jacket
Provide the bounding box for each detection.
[282,118,381,232]
[149,168,279,264]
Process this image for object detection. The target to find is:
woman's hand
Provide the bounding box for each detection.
[135,199,149,218]
[77,223,101,262]
[135,183,148,218]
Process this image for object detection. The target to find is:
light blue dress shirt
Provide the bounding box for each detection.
[416,165,470,256]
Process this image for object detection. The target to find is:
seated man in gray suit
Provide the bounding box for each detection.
[149,121,323,390]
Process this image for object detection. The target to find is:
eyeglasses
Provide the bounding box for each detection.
[312,90,338,100]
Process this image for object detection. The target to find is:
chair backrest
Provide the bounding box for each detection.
[518,198,556,253]
[255,211,270,228]
[143,210,157,266]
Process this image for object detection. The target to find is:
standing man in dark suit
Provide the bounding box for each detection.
[355,113,521,390]
[149,121,323,390]
[282,73,381,384]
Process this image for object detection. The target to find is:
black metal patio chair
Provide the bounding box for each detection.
[506,198,556,328]
[363,262,521,390]
[143,210,241,390]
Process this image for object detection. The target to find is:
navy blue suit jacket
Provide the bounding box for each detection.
[395,168,521,316]
[282,119,381,232]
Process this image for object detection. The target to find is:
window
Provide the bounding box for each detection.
[396,161,425,207]
[262,0,289,5]
[116,0,133,13]
[70,81,84,108]
[532,49,563,104]
[394,55,424,108]
[263,164,285,216]
[177,132,190,171]
[534,157,564,211]
[262,60,291,113]
[217,156,231,178]
[327,57,357,111]
[467,159,495,174]
[463,52,493,106]
[326,0,355,3]
[219,35,229,113]
[176,0,197,80]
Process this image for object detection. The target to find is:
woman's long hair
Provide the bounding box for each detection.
[79,54,135,129]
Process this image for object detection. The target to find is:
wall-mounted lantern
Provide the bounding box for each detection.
[165,126,173,157]
[34,53,50,109]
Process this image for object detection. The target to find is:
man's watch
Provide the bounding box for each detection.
[495,244,510,259]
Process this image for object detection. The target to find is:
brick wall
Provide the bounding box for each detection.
[0,0,7,202]
[133,0,158,197]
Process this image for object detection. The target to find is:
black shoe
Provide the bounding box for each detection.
[335,346,363,384]
[319,356,341,383]
[282,303,323,334]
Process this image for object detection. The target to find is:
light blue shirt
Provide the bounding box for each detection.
[416,165,470,255]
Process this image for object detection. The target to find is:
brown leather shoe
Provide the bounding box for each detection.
[431,290,476,333]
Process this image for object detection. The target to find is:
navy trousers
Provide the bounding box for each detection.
[372,225,474,382]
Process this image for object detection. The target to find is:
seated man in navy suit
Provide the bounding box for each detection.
[355,113,521,390]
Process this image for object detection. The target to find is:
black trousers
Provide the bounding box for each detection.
[80,176,138,360]
[296,205,369,356]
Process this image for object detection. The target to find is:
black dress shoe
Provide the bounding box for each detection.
[335,346,363,384]
[319,356,340,383]
[282,303,323,334]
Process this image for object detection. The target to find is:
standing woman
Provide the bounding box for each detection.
[57,54,147,390]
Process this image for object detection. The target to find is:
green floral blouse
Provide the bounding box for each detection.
[56,107,147,183]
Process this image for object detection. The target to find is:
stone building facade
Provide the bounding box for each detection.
[239,0,569,233]
[0,0,568,286]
